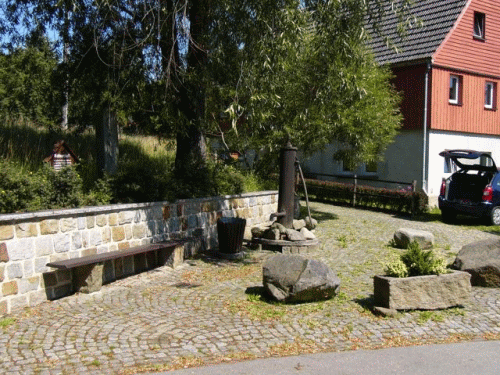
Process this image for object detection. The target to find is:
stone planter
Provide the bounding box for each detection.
[373,271,471,310]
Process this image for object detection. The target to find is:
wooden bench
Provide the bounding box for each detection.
[47,240,185,294]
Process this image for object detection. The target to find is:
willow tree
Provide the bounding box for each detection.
[2,0,412,178]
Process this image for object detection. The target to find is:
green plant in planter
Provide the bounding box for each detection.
[385,240,448,277]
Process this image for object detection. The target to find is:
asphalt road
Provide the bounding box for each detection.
[162,340,500,375]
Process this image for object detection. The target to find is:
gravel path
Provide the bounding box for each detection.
[1,202,499,374]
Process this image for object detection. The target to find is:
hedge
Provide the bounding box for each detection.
[301,178,428,215]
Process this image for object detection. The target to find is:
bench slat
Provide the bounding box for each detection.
[46,241,183,270]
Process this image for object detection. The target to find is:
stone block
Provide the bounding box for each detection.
[60,218,77,232]
[28,290,48,306]
[51,283,73,299]
[0,225,14,240]
[125,225,133,240]
[145,251,156,270]
[77,217,86,230]
[57,269,71,282]
[81,232,90,248]
[102,227,111,243]
[123,256,134,276]
[42,273,58,287]
[18,276,40,294]
[133,224,147,239]
[103,260,115,283]
[40,220,59,235]
[9,295,28,311]
[8,238,35,261]
[74,263,104,293]
[23,259,34,277]
[162,205,172,220]
[166,244,184,268]
[7,262,23,279]
[0,300,7,315]
[2,280,18,296]
[394,228,434,249]
[72,232,83,250]
[114,258,124,279]
[49,253,69,263]
[0,265,4,282]
[118,242,130,250]
[187,215,198,229]
[81,248,97,257]
[177,203,184,217]
[86,216,95,229]
[112,227,125,242]
[89,229,102,246]
[373,271,471,310]
[53,233,71,253]
[35,237,54,257]
[0,242,8,262]
[16,223,38,238]
[108,213,118,226]
[97,245,108,254]
[119,211,135,225]
[34,257,50,273]
[95,215,107,227]
[134,254,147,273]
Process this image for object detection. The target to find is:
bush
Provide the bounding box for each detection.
[0,159,111,213]
[303,178,428,215]
[385,240,448,277]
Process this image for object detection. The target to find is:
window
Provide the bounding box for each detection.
[485,81,496,110]
[342,161,353,173]
[473,12,486,39]
[449,75,462,105]
[365,161,378,173]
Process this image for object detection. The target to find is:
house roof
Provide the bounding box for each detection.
[367,0,468,65]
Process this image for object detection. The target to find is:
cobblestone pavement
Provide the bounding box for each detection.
[1,202,500,374]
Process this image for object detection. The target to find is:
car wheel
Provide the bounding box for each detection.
[441,208,456,223]
[491,206,500,226]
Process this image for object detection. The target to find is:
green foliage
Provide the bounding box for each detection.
[0,32,59,126]
[304,178,427,215]
[385,241,448,278]
[384,259,408,278]
[0,159,112,214]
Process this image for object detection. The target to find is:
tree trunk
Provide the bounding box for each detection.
[96,107,119,176]
[61,6,70,130]
[173,0,210,178]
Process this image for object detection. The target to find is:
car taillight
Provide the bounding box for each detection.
[483,185,493,202]
[440,179,446,196]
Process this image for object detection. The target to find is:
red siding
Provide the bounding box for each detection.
[392,65,426,130]
[430,67,500,135]
[429,0,500,135]
[434,0,500,77]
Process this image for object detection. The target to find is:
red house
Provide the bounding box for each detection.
[304,0,500,205]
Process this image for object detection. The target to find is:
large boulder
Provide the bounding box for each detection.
[263,254,340,303]
[393,228,434,249]
[452,239,500,287]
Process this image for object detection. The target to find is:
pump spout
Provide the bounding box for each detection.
[270,211,286,221]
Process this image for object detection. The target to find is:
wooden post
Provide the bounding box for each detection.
[411,180,417,216]
[353,174,357,207]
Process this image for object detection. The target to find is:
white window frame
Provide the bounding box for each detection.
[485,81,495,109]
[449,75,460,104]
[474,12,486,39]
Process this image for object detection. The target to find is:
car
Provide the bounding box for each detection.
[438,149,500,225]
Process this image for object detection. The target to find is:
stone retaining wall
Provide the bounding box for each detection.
[0,191,278,314]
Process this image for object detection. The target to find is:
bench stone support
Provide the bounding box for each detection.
[159,244,184,268]
[74,263,104,294]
